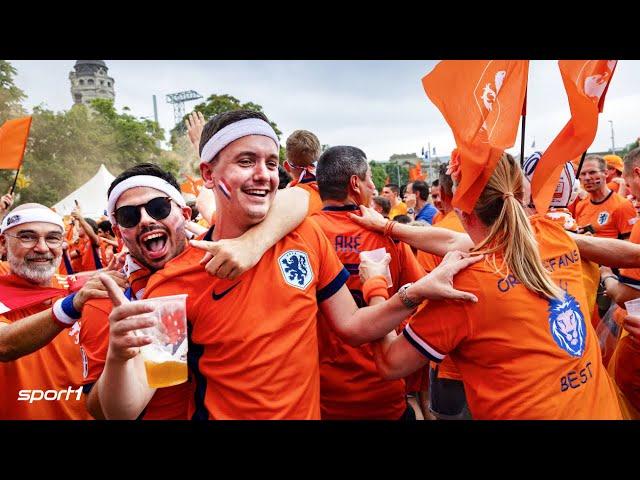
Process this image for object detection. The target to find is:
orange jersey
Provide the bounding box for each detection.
[295,179,323,216]
[143,218,349,420]
[0,276,92,420]
[607,181,620,193]
[404,216,621,419]
[311,205,425,419]
[79,298,191,420]
[575,191,636,238]
[431,211,444,224]
[543,210,599,321]
[0,261,10,276]
[416,211,466,381]
[389,201,408,220]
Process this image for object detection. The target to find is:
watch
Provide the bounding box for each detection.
[407,208,415,215]
[398,283,420,310]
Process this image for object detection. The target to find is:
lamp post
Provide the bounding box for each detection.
[609,120,615,154]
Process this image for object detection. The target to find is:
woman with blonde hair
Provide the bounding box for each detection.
[366,152,622,419]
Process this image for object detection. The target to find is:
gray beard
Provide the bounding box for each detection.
[7,251,62,286]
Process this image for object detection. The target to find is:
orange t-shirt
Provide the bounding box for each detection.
[0,276,92,420]
[608,181,621,193]
[0,261,10,276]
[143,218,349,420]
[296,180,323,216]
[431,211,444,225]
[310,205,425,419]
[80,297,191,420]
[575,191,637,238]
[404,216,621,419]
[416,210,466,381]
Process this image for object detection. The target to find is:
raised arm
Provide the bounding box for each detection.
[320,251,481,346]
[349,205,473,257]
[94,274,157,420]
[71,206,101,247]
[571,233,640,268]
[190,186,310,280]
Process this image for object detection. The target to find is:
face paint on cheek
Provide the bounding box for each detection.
[217,178,232,201]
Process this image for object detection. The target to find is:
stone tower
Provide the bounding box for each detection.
[69,60,115,106]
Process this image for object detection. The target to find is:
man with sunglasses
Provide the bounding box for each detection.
[81,162,311,419]
[0,203,126,419]
[285,129,323,215]
[94,110,480,420]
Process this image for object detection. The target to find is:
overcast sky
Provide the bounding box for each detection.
[8,60,640,161]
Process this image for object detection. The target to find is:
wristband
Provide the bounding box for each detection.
[602,275,618,284]
[52,293,81,328]
[362,275,390,304]
[383,220,397,238]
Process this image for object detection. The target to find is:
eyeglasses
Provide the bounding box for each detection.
[3,232,64,248]
[113,196,175,228]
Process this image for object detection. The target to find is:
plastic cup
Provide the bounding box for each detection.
[134,294,188,388]
[624,298,640,316]
[359,247,393,288]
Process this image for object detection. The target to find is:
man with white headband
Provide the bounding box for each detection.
[0,203,126,419]
[96,109,480,420]
[82,157,312,419]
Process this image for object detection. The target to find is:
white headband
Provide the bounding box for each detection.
[1,208,64,234]
[200,118,280,165]
[107,175,187,225]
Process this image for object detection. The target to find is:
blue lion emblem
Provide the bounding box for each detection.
[278,250,313,290]
[548,292,586,357]
[597,211,609,226]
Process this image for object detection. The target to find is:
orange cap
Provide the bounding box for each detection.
[604,154,624,173]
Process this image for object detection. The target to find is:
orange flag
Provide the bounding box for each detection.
[531,60,617,213]
[181,174,204,196]
[422,60,529,213]
[0,116,32,170]
[409,162,425,181]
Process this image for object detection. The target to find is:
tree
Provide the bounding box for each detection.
[0,60,26,123]
[369,161,388,191]
[169,93,283,161]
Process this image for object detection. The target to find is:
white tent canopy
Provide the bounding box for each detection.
[52,164,115,219]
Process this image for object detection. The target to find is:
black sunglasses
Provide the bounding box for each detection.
[114,197,175,228]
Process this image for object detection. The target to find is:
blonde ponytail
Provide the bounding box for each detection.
[472,153,562,300]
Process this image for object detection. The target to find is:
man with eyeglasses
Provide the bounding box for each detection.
[80,162,311,419]
[94,110,479,420]
[284,129,323,215]
[0,203,126,419]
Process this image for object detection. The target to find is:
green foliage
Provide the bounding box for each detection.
[170,93,282,148]
[0,60,26,123]
[369,161,410,191]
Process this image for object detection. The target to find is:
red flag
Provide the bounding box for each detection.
[0,274,67,314]
[531,60,617,213]
[0,116,32,170]
[422,60,529,213]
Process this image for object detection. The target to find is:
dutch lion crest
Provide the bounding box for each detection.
[278,250,313,290]
[548,292,586,358]
[597,211,609,226]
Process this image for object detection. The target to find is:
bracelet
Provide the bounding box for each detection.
[383,220,397,238]
[398,283,421,310]
[601,275,618,284]
[52,293,81,327]
[362,275,390,304]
